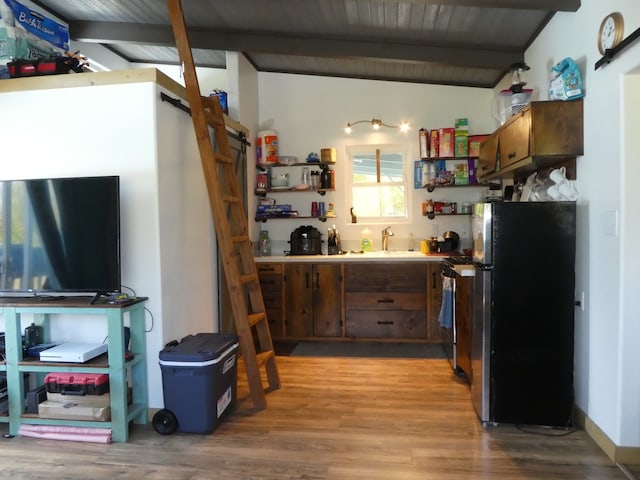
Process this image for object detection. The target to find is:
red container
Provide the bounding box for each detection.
[44,372,110,395]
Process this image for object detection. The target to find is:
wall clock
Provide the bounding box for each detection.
[598,12,624,55]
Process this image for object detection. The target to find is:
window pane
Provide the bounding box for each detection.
[352,185,406,217]
[353,152,404,184]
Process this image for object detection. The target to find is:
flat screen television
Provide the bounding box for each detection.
[0,175,121,296]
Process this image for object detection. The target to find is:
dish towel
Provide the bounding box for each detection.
[438,277,453,329]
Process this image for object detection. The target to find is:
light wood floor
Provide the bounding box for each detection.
[0,356,637,480]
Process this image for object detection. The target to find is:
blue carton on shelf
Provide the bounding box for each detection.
[159,333,239,434]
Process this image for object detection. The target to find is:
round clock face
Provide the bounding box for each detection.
[598,13,624,54]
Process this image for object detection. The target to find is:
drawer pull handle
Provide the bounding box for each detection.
[508,151,516,159]
[377,298,394,303]
[377,321,394,325]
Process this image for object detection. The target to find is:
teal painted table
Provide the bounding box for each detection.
[1,297,148,442]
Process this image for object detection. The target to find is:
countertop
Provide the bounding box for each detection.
[255,251,451,263]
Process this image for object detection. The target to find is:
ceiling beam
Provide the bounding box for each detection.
[373,0,580,11]
[70,21,522,69]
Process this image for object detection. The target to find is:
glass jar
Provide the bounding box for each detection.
[259,230,271,256]
[301,167,310,185]
[310,171,320,189]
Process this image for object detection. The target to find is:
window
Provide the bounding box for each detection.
[347,144,409,221]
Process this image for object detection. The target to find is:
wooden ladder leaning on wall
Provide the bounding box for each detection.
[167,0,280,409]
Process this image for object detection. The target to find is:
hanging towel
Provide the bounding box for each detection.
[438,276,453,329]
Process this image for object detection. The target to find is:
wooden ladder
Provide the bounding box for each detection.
[167,0,280,409]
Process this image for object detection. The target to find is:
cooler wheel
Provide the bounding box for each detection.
[152,409,178,435]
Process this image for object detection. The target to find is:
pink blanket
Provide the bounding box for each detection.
[18,424,112,444]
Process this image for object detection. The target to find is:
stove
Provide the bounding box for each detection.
[444,255,473,266]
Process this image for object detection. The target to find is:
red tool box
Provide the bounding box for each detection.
[44,373,110,395]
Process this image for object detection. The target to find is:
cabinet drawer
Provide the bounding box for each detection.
[346,292,425,311]
[346,310,427,339]
[257,263,282,274]
[259,274,282,293]
[345,263,426,292]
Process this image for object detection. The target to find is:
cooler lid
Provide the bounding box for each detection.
[159,333,239,363]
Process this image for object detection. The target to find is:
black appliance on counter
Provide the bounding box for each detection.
[289,226,322,255]
[471,201,576,428]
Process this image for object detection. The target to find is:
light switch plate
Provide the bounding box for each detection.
[604,210,619,237]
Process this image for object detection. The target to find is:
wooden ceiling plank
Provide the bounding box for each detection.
[70,21,522,70]
[372,0,580,12]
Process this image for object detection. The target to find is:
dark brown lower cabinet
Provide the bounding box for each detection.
[284,263,342,338]
[257,263,284,338]
[344,263,429,340]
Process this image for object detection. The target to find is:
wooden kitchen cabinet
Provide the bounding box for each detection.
[478,99,583,181]
[427,263,444,342]
[344,263,428,340]
[284,263,342,338]
[476,134,499,178]
[257,263,285,338]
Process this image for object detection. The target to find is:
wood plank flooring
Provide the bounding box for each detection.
[0,356,636,479]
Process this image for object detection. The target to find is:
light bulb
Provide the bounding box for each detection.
[399,122,410,133]
[344,124,352,134]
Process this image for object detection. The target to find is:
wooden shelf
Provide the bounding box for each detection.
[2,299,148,442]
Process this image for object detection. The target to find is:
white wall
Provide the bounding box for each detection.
[130,63,228,97]
[0,77,217,408]
[255,73,494,253]
[521,0,640,447]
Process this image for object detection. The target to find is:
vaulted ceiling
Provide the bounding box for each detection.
[33,0,581,89]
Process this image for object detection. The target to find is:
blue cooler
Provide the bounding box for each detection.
[157,333,239,434]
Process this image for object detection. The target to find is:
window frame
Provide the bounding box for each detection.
[346,143,411,224]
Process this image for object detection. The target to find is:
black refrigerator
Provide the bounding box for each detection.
[470,201,576,427]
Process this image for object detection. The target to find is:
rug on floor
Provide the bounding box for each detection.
[279,341,446,359]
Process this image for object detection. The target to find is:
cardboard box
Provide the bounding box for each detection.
[468,135,489,158]
[438,128,455,157]
[0,0,70,79]
[46,392,111,408]
[454,118,469,134]
[467,158,477,184]
[455,135,469,157]
[38,399,110,421]
[430,130,439,158]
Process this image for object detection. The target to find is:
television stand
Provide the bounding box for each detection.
[1,296,149,442]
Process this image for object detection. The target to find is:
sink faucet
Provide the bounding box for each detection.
[382,226,394,251]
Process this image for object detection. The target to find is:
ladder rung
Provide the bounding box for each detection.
[222,195,241,204]
[232,235,250,244]
[240,274,259,285]
[256,350,275,368]
[203,111,225,127]
[215,154,234,164]
[248,312,266,327]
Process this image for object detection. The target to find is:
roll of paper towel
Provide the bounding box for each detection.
[256,130,278,165]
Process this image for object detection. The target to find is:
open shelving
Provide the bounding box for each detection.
[1,297,148,442]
